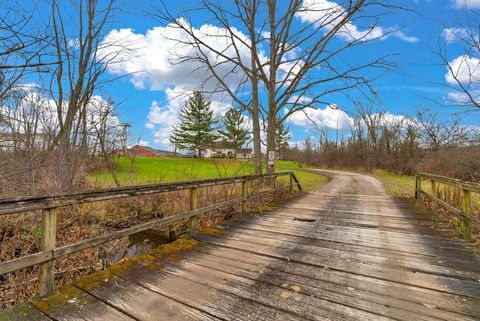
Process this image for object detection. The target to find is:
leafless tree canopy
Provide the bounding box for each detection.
[0,1,50,100]
[0,0,127,195]
[439,10,480,110]
[155,0,399,172]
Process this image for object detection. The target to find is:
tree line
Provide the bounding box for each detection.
[286,103,480,181]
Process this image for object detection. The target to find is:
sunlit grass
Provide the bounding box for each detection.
[90,157,326,192]
[369,170,416,198]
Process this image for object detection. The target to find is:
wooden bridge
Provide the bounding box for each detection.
[1,170,480,320]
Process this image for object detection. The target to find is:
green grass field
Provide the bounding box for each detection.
[369,170,416,198]
[90,157,327,192]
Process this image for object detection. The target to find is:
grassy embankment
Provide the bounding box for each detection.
[90,157,327,192]
[369,170,416,198]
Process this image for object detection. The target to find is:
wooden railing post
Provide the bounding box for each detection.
[189,187,198,232]
[190,187,197,210]
[431,179,438,214]
[39,207,57,296]
[273,175,277,199]
[241,180,247,215]
[415,176,421,203]
[289,173,293,196]
[462,188,472,241]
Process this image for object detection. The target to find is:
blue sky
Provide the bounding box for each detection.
[90,0,480,149]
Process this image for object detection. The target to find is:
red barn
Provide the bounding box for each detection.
[129,145,177,157]
[130,145,158,157]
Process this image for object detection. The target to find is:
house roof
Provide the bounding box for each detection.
[131,145,176,155]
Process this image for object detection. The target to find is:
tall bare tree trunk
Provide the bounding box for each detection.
[246,0,263,175]
[266,0,277,174]
[266,110,276,173]
[250,38,262,174]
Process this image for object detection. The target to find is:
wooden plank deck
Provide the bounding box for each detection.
[2,170,480,320]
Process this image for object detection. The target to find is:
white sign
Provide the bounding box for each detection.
[267,151,275,169]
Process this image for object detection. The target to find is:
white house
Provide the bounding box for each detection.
[204,147,253,159]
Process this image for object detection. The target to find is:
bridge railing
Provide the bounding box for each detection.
[0,172,302,297]
[415,172,480,241]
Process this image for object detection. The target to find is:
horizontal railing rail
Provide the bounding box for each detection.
[415,172,479,241]
[0,172,302,297]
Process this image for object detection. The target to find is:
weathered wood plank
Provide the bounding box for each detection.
[38,208,57,296]
[0,195,247,275]
[183,249,478,321]
[32,285,134,321]
[161,261,397,321]
[0,303,52,321]
[417,172,480,194]
[75,274,222,321]
[210,225,480,276]
[168,252,476,321]
[197,245,480,318]
[196,234,480,298]
[231,216,471,251]
[112,264,310,321]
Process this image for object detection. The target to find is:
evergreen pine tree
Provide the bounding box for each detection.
[170,91,218,157]
[275,118,290,158]
[217,108,250,157]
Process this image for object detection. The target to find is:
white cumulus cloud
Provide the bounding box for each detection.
[296,0,418,43]
[453,0,480,9]
[285,105,353,130]
[445,54,480,84]
[99,20,255,92]
[442,27,471,43]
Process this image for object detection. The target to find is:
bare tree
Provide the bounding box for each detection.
[48,0,127,191]
[438,11,480,110]
[89,98,122,187]
[355,101,386,153]
[414,106,470,151]
[156,0,265,173]
[0,1,50,100]
[157,0,398,173]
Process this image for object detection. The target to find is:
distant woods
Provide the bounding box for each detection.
[286,104,480,181]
